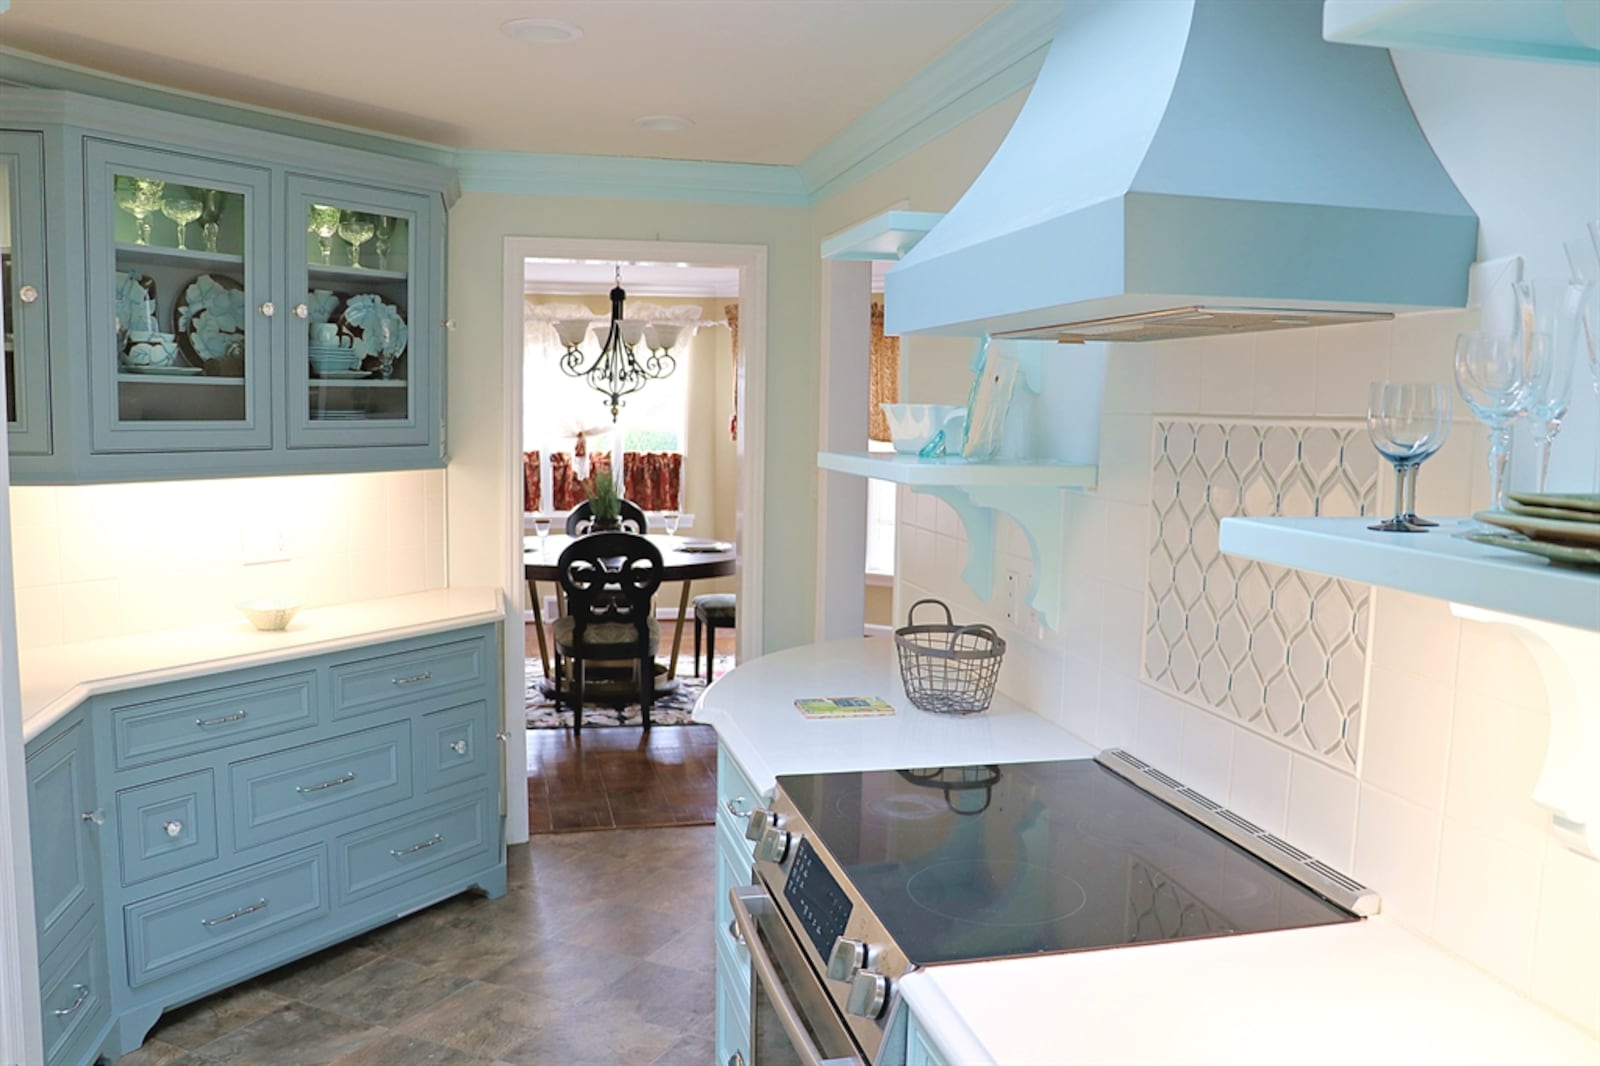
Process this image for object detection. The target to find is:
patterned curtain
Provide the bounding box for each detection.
[551,452,613,510]
[622,452,682,511]
[725,302,740,442]
[869,299,899,442]
[523,451,540,512]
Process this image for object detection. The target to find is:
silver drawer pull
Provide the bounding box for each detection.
[296,771,356,794]
[727,918,745,946]
[164,820,184,838]
[725,796,751,818]
[52,984,90,1017]
[450,740,468,755]
[390,833,443,857]
[196,709,248,728]
[200,898,268,927]
[392,671,433,686]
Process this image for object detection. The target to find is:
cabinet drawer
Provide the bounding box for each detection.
[125,846,328,987]
[715,828,752,981]
[336,793,494,904]
[27,722,100,961]
[115,770,218,886]
[40,918,110,1066]
[330,636,490,720]
[231,721,412,851]
[716,745,764,864]
[419,700,493,794]
[111,671,317,770]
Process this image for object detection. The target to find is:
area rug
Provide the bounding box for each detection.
[525,655,734,729]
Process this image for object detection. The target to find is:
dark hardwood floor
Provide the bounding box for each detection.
[523,621,733,835]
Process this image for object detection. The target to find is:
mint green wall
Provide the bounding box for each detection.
[444,192,816,655]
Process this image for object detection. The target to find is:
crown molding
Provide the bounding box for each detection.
[454,151,809,207]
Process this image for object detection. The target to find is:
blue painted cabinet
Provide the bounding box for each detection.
[25,621,506,1065]
[714,741,761,1066]
[5,88,455,483]
[1,128,53,457]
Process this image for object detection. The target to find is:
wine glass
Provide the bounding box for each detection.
[338,211,376,269]
[373,214,395,271]
[1515,280,1593,493]
[532,516,552,559]
[160,196,202,250]
[661,510,681,543]
[114,175,165,245]
[1563,225,1600,490]
[190,186,226,253]
[1454,331,1534,527]
[1366,382,1451,533]
[307,203,341,265]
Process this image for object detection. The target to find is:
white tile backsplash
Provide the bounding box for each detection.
[895,321,1597,1037]
[9,471,447,647]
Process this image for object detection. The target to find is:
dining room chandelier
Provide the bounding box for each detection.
[555,267,686,422]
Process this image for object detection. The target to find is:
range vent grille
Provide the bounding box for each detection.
[1097,749,1380,916]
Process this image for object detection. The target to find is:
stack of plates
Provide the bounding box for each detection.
[309,344,364,378]
[1469,492,1600,570]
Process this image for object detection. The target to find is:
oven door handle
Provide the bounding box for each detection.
[730,885,863,1066]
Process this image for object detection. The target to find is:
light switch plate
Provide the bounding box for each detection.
[241,525,289,565]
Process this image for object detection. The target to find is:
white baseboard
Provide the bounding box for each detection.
[864,623,894,638]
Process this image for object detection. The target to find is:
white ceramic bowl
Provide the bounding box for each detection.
[237,598,300,632]
[880,403,966,454]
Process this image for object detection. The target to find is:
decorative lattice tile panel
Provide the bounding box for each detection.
[1143,419,1380,770]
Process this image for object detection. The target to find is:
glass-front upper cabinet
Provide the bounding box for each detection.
[1,130,52,456]
[285,174,437,449]
[84,139,273,452]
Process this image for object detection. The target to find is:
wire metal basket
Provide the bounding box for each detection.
[894,599,1006,716]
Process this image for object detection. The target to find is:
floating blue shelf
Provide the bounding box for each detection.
[819,210,944,261]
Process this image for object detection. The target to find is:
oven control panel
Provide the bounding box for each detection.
[782,838,853,960]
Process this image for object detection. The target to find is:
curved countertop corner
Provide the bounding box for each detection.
[692,634,1095,795]
[899,918,1600,1065]
[20,586,506,742]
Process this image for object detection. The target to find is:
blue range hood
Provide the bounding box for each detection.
[885,0,1479,342]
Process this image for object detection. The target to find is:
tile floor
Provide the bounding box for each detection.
[116,826,717,1066]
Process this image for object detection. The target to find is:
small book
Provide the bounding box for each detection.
[795,696,896,719]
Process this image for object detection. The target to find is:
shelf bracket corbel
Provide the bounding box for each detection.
[1452,604,1600,860]
[912,485,1065,630]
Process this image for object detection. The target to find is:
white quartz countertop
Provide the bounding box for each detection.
[19,587,504,742]
[692,635,1095,794]
[899,918,1600,1065]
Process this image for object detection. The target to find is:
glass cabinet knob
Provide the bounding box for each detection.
[163,820,184,837]
[19,284,39,304]
[80,810,105,826]
[443,319,457,331]
[259,301,276,317]
[292,303,309,319]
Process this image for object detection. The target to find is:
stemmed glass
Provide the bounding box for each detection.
[533,516,552,559]
[338,211,376,269]
[661,510,681,543]
[1563,222,1600,490]
[1366,382,1452,533]
[373,215,395,271]
[1454,331,1534,527]
[1514,279,1593,492]
[189,186,226,253]
[114,175,165,245]
[307,203,341,265]
[160,196,202,250]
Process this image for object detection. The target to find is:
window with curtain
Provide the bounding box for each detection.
[866,297,899,575]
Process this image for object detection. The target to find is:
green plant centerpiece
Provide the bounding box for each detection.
[585,471,623,531]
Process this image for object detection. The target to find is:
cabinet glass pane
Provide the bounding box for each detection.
[303,201,412,426]
[2,160,15,426]
[112,170,250,423]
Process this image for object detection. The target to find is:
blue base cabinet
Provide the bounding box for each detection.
[24,621,507,1064]
[714,741,763,1066]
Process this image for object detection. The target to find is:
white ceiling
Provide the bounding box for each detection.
[523,256,885,296]
[1,0,1007,164]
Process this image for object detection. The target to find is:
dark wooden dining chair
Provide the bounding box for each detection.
[552,532,664,733]
[565,497,648,535]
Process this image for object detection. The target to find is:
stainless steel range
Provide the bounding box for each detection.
[728,751,1378,1065]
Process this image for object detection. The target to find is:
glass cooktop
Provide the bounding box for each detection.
[776,758,1357,966]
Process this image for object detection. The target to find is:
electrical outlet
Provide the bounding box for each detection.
[241,525,290,566]
[1004,570,1022,623]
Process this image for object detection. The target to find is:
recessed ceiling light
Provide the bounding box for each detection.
[501,18,583,44]
[635,115,694,133]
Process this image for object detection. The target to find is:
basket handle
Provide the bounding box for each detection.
[949,623,999,652]
[905,598,954,628]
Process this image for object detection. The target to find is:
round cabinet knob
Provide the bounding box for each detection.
[442,319,457,331]
[259,301,276,317]
[163,820,183,838]
[80,810,105,826]
[450,740,467,755]
[826,937,867,982]
[19,284,39,304]
[846,970,889,1019]
[754,826,791,864]
[744,808,777,842]
[292,303,309,319]
[727,918,745,947]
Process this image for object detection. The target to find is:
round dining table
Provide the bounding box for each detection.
[523,532,738,688]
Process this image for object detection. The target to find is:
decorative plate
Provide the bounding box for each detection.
[124,365,204,376]
[114,271,157,336]
[678,541,733,553]
[175,274,246,373]
[1474,509,1600,547]
[1507,491,1600,515]
[338,293,408,370]
[307,288,341,325]
[312,369,371,379]
[1505,501,1600,525]
[1465,532,1600,571]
